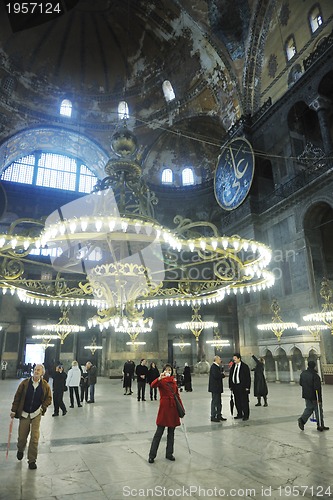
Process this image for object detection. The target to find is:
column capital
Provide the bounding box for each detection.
[309,95,332,112]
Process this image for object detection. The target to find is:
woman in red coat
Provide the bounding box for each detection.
[148,364,184,463]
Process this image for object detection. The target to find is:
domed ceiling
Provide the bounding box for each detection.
[0,0,260,185]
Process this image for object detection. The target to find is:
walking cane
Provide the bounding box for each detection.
[6,417,14,460]
[181,420,191,455]
[315,390,322,429]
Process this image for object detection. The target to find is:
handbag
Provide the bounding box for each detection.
[166,383,185,418]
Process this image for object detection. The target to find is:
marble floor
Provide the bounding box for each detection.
[0,376,332,500]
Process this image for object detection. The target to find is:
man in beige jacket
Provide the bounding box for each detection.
[10,363,52,469]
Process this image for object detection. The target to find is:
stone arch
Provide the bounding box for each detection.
[0,127,109,179]
[303,201,333,283]
[291,346,305,371]
[274,347,290,382]
[263,349,275,382]
[318,71,333,144]
[287,101,322,155]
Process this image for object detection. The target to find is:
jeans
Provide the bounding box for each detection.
[17,413,41,463]
[89,384,95,402]
[301,399,324,426]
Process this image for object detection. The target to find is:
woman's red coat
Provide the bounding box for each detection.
[151,376,184,427]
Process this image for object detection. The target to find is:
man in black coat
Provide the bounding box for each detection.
[208,355,227,422]
[298,360,329,432]
[52,365,67,416]
[229,353,251,421]
[86,361,97,403]
[136,358,149,401]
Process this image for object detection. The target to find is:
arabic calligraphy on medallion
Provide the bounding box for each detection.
[214,137,254,211]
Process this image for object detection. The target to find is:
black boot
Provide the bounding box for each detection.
[263,397,268,407]
[255,398,261,407]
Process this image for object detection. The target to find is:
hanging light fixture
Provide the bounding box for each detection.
[34,307,85,344]
[206,328,230,349]
[32,333,58,350]
[303,278,333,334]
[173,336,191,351]
[257,299,298,342]
[175,305,218,342]
[0,127,275,330]
[297,324,329,340]
[84,336,103,355]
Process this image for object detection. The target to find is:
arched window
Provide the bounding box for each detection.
[309,5,323,33]
[60,99,72,117]
[182,168,194,186]
[1,152,97,194]
[162,80,175,102]
[161,168,173,184]
[118,101,129,120]
[285,36,297,61]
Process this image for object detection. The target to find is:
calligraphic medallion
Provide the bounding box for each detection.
[214,137,255,211]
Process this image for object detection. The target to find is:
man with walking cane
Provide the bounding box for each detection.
[298,360,329,432]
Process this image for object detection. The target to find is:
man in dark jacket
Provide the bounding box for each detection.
[10,364,52,469]
[52,364,67,416]
[298,360,329,432]
[86,361,97,403]
[229,353,251,421]
[136,358,149,401]
[208,355,227,422]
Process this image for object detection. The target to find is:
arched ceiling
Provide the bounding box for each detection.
[0,0,268,185]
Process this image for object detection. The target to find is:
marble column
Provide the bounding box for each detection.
[288,357,295,384]
[274,358,280,383]
[317,357,323,382]
[309,96,333,155]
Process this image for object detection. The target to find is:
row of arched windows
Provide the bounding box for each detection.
[161,167,194,186]
[59,81,176,118]
[285,5,323,62]
[1,153,97,193]
[1,152,196,192]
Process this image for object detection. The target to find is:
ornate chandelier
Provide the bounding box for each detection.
[297,324,329,340]
[84,336,103,355]
[175,305,218,342]
[34,307,85,344]
[32,333,58,349]
[303,278,333,334]
[257,299,298,342]
[0,125,275,330]
[173,336,191,351]
[206,328,230,349]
